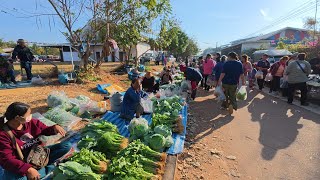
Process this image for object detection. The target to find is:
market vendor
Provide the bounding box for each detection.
[161,69,173,85]
[0,54,16,84]
[120,78,148,120]
[0,102,72,180]
[141,70,156,93]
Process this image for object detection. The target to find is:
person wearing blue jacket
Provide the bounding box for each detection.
[120,78,148,120]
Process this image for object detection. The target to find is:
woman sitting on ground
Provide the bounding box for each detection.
[0,102,72,180]
[141,71,156,93]
[161,69,173,85]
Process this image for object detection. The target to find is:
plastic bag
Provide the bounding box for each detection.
[206,75,215,86]
[237,86,247,100]
[32,113,56,126]
[214,86,226,102]
[181,80,192,92]
[44,107,82,131]
[255,70,264,79]
[31,76,45,85]
[265,73,273,82]
[280,78,288,88]
[141,98,153,113]
[47,91,73,110]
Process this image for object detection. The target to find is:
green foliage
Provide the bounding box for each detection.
[168,28,190,57]
[53,161,102,180]
[0,39,16,48]
[182,38,200,57]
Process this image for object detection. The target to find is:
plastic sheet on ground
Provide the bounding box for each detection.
[97,84,111,94]
[100,105,188,155]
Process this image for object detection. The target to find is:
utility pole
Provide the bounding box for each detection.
[314,0,318,44]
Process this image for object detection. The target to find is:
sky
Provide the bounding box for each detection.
[0,0,317,52]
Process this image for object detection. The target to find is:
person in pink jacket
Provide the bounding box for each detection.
[202,54,216,91]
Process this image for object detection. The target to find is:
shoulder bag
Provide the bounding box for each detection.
[3,125,50,169]
[296,61,308,77]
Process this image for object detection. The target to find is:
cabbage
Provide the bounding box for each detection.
[129,118,149,138]
[148,134,166,152]
[154,125,172,137]
[165,136,174,148]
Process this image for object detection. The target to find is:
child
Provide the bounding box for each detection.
[249,64,257,89]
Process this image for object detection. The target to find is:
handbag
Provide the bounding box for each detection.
[3,125,50,169]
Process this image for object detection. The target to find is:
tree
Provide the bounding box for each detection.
[167,28,189,57]
[182,38,199,57]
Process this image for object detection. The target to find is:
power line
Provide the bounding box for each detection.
[243,0,317,38]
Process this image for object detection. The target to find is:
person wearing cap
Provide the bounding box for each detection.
[160,69,173,85]
[120,78,148,120]
[256,53,271,90]
[285,53,311,106]
[141,71,156,93]
[12,39,34,80]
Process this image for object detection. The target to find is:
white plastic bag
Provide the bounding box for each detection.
[31,76,45,85]
[237,86,247,100]
[255,70,264,79]
[214,86,226,102]
[141,98,153,113]
[47,91,73,110]
[265,73,273,82]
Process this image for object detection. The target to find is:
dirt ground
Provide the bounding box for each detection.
[176,89,320,180]
[0,62,164,114]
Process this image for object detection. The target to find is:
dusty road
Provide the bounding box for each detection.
[176,89,320,180]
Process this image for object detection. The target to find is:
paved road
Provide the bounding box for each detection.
[177,89,320,180]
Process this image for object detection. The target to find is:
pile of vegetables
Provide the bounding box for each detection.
[78,121,118,150]
[152,113,184,134]
[69,149,109,174]
[47,92,73,111]
[107,140,166,180]
[44,107,81,131]
[53,161,103,180]
[128,118,174,152]
[95,131,129,158]
[153,95,183,115]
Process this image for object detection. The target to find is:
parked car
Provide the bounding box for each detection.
[140,53,155,64]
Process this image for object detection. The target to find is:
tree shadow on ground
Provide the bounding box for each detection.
[248,95,319,160]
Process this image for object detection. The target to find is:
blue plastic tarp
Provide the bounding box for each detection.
[97,84,112,94]
[101,105,188,155]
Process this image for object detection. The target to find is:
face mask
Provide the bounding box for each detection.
[19,114,32,123]
[25,114,32,122]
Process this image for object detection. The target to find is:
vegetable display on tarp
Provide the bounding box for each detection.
[95,131,129,158]
[52,161,103,180]
[128,118,174,152]
[44,107,82,131]
[77,121,119,150]
[151,96,185,134]
[69,149,109,174]
[107,140,166,180]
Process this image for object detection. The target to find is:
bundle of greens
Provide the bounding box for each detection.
[47,91,73,110]
[153,96,183,116]
[96,131,129,158]
[53,161,102,180]
[69,149,109,174]
[78,121,119,150]
[152,113,184,134]
[107,140,166,180]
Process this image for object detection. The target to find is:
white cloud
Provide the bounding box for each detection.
[260,8,273,21]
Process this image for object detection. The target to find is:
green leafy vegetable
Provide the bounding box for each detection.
[96,132,128,158]
[53,161,102,180]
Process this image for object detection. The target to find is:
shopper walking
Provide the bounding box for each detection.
[202,54,216,91]
[217,52,245,114]
[269,56,288,95]
[285,53,311,106]
[256,54,270,90]
[241,54,252,84]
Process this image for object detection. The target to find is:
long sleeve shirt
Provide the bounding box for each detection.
[120,87,148,119]
[12,45,34,62]
[0,119,56,176]
[285,60,311,84]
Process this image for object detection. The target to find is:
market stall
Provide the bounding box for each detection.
[307,75,320,102]
[0,70,190,180]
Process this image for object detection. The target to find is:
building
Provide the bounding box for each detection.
[40,42,151,62]
[221,27,311,55]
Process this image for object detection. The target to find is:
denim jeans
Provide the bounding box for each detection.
[2,141,72,180]
[21,61,33,80]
